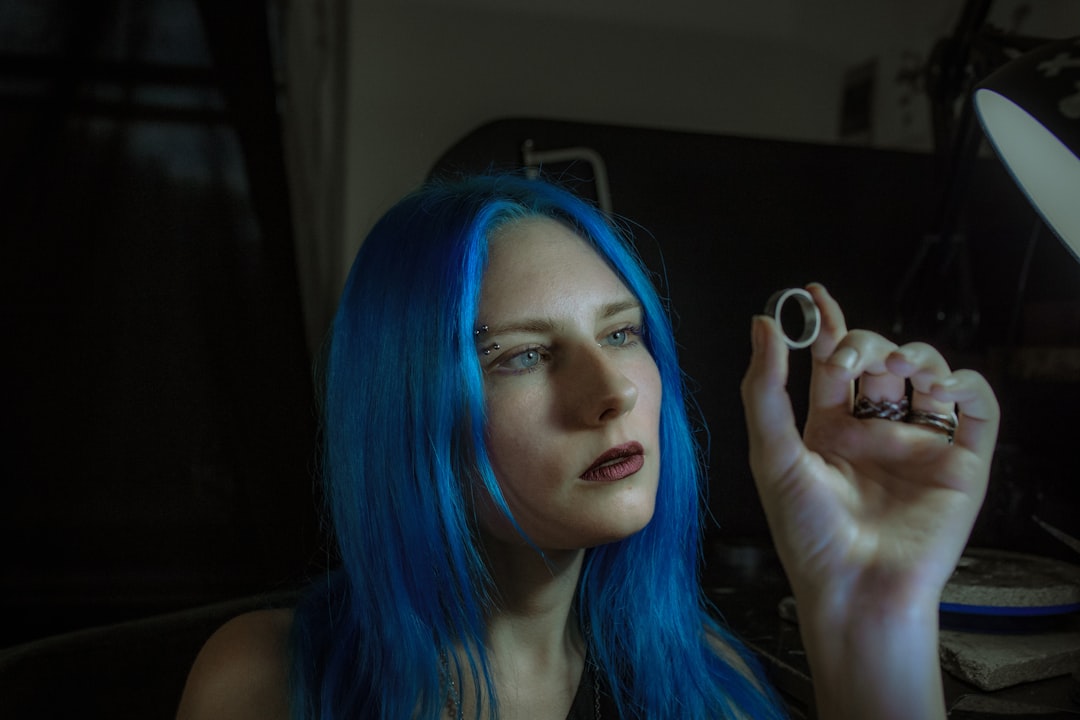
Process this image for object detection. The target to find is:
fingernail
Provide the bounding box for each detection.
[830,347,858,370]
[936,377,959,390]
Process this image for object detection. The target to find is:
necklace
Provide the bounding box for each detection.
[444,665,461,720]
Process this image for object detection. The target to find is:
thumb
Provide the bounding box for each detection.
[740,315,803,482]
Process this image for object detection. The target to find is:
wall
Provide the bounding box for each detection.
[308,1,959,338]
[340,4,842,262]
[285,0,1076,339]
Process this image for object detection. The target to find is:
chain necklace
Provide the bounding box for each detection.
[444,664,461,720]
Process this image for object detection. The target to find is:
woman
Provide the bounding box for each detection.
[177,174,999,719]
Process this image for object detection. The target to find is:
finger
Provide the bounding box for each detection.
[885,342,956,417]
[850,330,905,404]
[741,315,803,481]
[806,283,856,412]
[928,369,1001,459]
[807,283,847,361]
[814,328,903,412]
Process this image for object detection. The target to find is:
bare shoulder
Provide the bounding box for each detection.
[176,608,294,720]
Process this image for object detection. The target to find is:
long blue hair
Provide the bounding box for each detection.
[289,174,786,719]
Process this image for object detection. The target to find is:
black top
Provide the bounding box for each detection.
[566,661,620,720]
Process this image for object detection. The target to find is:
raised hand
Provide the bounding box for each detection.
[740,283,1000,720]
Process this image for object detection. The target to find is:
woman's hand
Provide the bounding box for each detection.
[740,283,1000,720]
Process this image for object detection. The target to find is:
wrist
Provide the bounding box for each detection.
[797,588,945,720]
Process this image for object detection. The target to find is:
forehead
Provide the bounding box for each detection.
[479,217,633,317]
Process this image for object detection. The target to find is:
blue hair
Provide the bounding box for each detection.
[289,174,786,719]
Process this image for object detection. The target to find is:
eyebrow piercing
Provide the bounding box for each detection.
[474,325,499,355]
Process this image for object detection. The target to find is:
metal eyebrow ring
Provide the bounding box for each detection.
[474,325,500,356]
[764,288,821,350]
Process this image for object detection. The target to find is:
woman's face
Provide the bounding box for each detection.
[475,217,662,551]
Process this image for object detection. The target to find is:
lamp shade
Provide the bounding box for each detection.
[973,37,1080,261]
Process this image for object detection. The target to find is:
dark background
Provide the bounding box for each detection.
[1,0,321,647]
[3,1,1079,651]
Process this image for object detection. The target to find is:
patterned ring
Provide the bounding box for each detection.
[853,395,910,421]
[904,409,958,443]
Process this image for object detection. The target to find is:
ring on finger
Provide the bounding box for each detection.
[904,408,958,444]
[853,395,910,421]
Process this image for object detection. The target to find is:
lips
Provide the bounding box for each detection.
[580,441,645,482]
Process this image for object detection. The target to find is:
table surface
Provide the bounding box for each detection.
[703,547,1080,719]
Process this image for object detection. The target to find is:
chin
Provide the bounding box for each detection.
[585,525,649,549]
[587,504,656,547]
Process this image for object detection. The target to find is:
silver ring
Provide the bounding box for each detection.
[905,409,958,443]
[765,288,821,349]
[853,395,910,421]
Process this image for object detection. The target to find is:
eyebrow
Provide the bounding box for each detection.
[479,298,642,340]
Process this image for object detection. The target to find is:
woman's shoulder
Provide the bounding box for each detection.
[176,608,294,720]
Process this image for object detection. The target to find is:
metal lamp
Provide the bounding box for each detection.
[973,36,1080,261]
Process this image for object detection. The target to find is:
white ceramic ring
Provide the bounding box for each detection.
[765,288,821,349]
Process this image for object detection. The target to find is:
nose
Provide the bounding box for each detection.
[569,345,639,425]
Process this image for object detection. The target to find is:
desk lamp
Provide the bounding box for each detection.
[973,36,1080,261]
[972,35,1080,699]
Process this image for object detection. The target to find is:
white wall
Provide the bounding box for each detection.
[285,0,1078,340]
[336,0,1001,273]
[341,6,843,267]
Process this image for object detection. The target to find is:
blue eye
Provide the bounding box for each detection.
[503,348,544,373]
[604,325,642,347]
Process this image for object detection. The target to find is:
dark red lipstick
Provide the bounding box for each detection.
[580,441,645,482]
